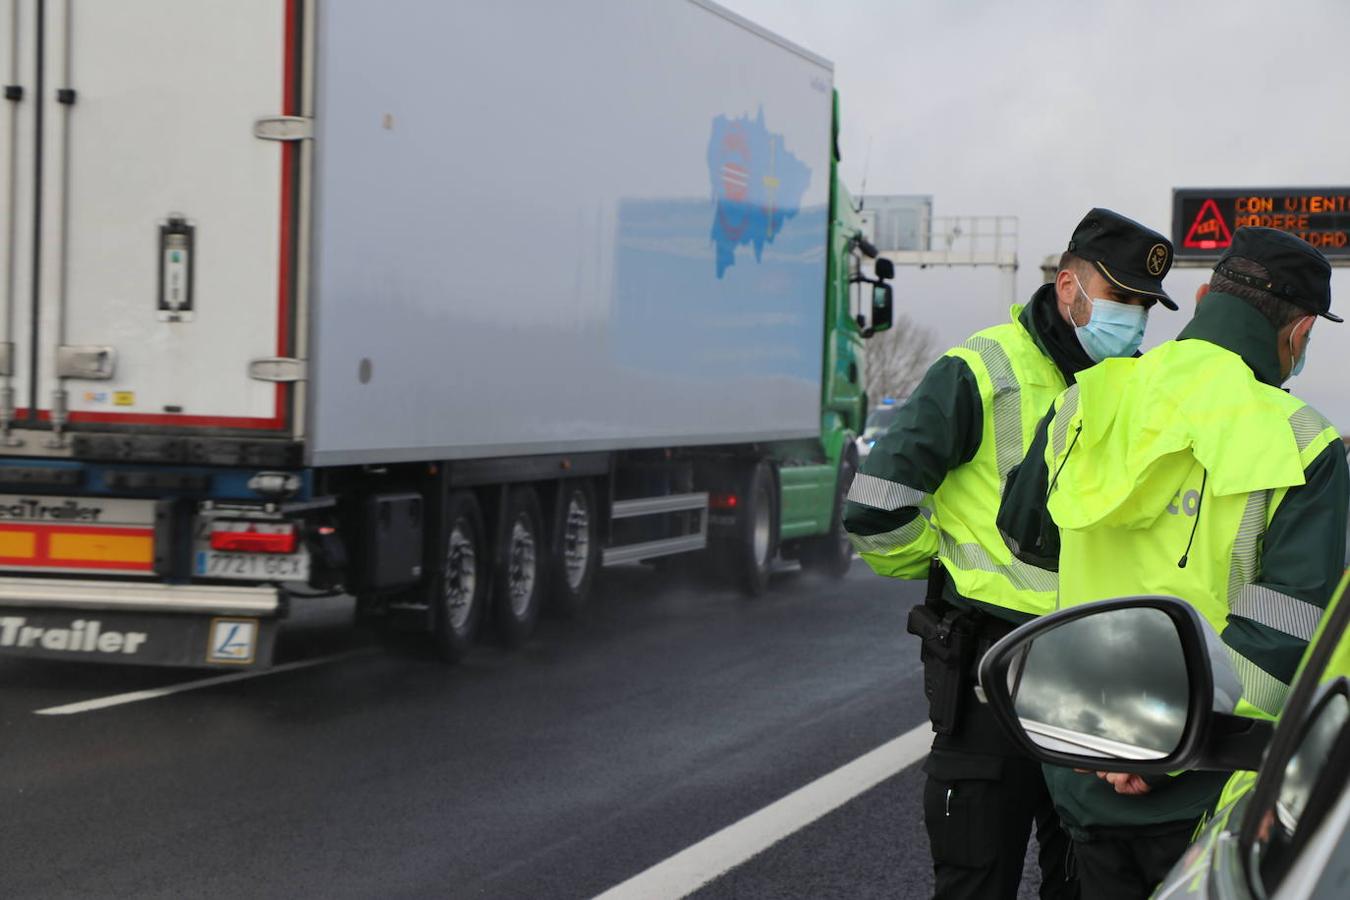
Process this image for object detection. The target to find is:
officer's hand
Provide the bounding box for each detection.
[1095,772,1152,795]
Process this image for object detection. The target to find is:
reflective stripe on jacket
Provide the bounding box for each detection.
[850,304,1066,616]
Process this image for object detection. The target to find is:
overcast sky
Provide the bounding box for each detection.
[723,0,1350,429]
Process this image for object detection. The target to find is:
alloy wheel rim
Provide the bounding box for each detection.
[753,483,772,565]
[563,493,591,591]
[508,516,537,617]
[445,519,477,631]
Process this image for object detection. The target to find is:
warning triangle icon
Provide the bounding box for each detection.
[1183,199,1233,250]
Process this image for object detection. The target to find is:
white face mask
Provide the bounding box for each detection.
[1288,317,1313,380]
[1071,274,1149,362]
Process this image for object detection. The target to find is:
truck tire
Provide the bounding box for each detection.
[547,480,600,618]
[801,453,856,579]
[715,461,778,596]
[431,490,489,663]
[493,486,546,646]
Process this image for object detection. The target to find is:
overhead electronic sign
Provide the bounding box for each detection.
[1172,188,1350,261]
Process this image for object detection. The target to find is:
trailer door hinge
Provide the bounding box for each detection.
[57,345,116,380]
[249,358,307,383]
[253,116,313,142]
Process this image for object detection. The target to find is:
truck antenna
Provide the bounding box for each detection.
[855,136,874,213]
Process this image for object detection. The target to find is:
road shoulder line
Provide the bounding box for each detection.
[33,648,375,716]
[593,721,932,900]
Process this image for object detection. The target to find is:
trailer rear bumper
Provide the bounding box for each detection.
[0,576,279,616]
[0,578,281,668]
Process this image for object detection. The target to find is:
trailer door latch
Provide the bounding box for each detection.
[253,116,313,142]
[249,358,307,383]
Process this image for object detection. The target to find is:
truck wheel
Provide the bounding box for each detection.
[548,480,600,618]
[801,454,856,579]
[721,461,778,596]
[493,486,545,646]
[430,490,489,663]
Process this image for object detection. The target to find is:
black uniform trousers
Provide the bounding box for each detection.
[919,609,1079,900]
[1069,820,1198,900]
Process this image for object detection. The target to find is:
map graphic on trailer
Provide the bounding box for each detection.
[708,109,812,278]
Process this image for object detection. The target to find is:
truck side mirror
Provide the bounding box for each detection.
[873,258,895,280]
[869,283,893,335]
[977,596,1274,775]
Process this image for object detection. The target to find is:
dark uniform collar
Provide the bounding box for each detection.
[1021,283,1095,384]
[1177,291,1284,387]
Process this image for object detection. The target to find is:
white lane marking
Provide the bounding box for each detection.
[33,647,377,716]
[593,722,932,900]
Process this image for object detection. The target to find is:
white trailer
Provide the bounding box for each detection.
[0,0,888,667]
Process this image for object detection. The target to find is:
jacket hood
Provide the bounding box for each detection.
[1048,340,1307,532]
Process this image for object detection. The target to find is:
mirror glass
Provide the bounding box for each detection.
[870,284,893,333]
[1274,692,1348,832]
[1007,606,1190,760]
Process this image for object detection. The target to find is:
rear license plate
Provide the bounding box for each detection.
[195,550,309,581]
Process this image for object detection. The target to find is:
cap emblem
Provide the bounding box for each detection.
[1146,243,1169,277]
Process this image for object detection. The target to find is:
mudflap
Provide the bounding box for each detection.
[0,608,280,668]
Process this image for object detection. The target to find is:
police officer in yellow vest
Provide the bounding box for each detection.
[843,209,1176,899]
[996,227,1349,900]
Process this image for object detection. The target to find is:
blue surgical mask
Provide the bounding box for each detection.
[1072,275,1148,362]
[1289,320,1312,378]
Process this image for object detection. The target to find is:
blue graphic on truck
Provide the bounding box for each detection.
[707,108,811,277]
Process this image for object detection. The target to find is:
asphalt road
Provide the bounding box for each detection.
[0,559,1041,899]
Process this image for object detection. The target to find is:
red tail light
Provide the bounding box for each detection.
[709,493,739,510]
[210,521,298,554]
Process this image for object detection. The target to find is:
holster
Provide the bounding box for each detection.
[906,560,975,735]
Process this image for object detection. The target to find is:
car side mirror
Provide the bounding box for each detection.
[977,596,1274,774]
[874,257,895,280]
[868,283,893,335]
